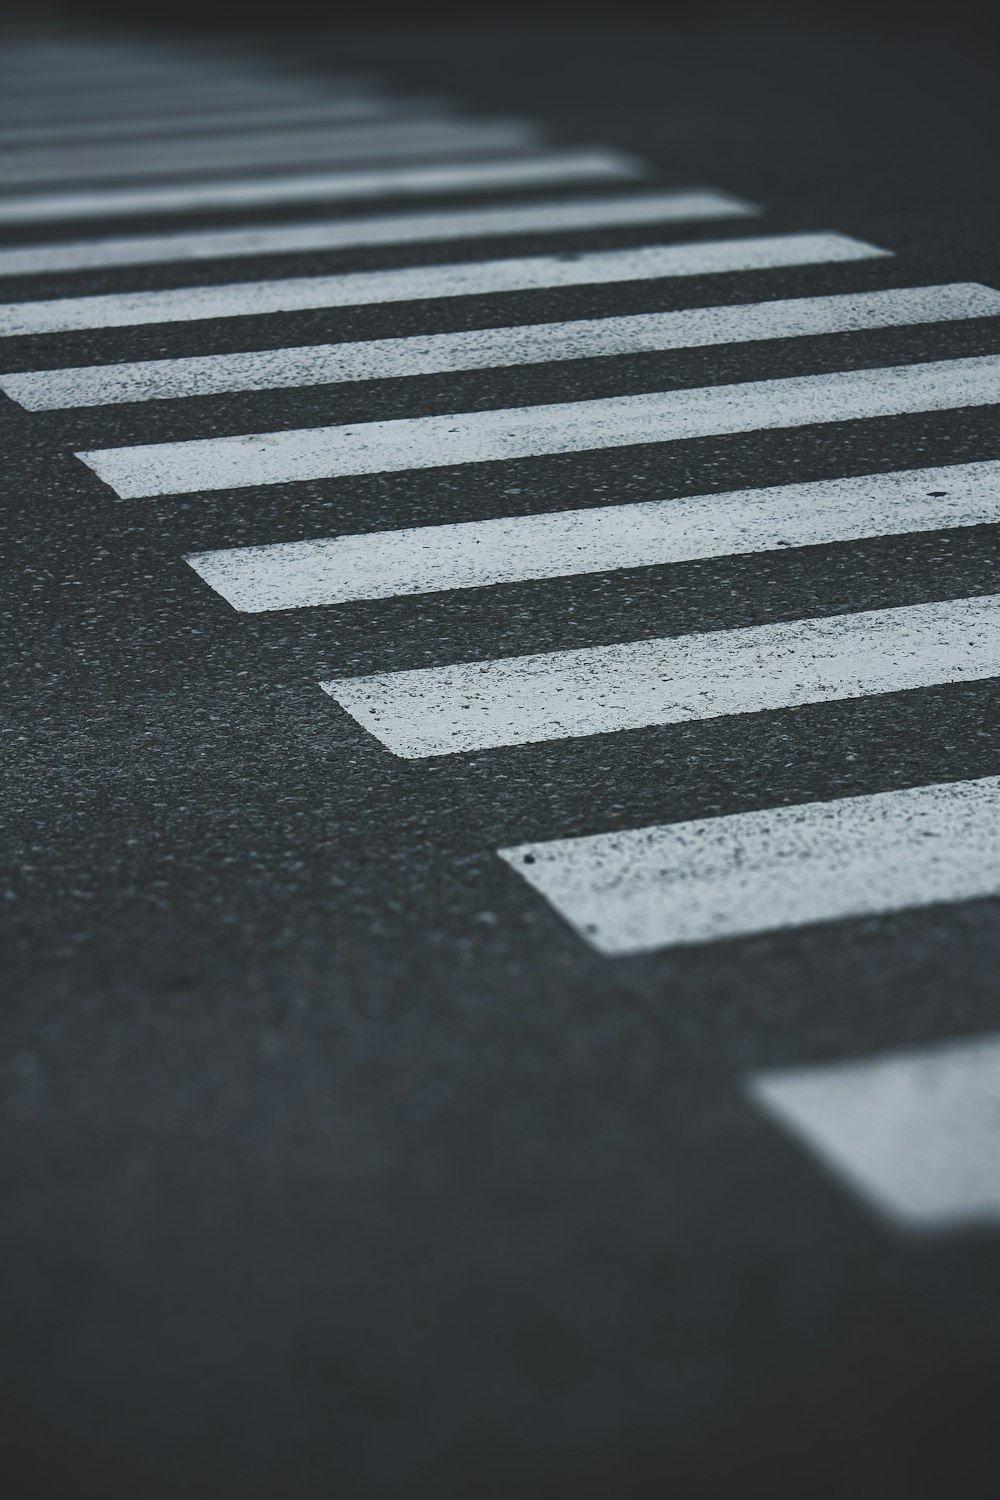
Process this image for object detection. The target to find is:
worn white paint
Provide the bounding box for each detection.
[0,96,404,146]
[0,188,757,277]
[12,282,987,409]
[1,232,875,338]
[321,594,1000,757]
[0,118,542,187]
[0,148,643,226]
[500,777,1000,957]
[78,353,1000,498]
[748,1029,1000,1229]
[182,461,1000,611]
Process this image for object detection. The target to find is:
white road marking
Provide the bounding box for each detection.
[0,85,345,127]
[0,49,343,87]
[0,118,544,188]
[0,232,876,339]
[0,97,427,146]
[0,148,643,226]
[13,282,988,409]
[183,461,1000,610]
[0,188,757,277]
[321,594,1000,757]
[499,777,1000,957]
[747,1029,1000,1229]
[78,353,1000,498]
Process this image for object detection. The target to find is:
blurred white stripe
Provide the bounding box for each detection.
[0,148,643,225]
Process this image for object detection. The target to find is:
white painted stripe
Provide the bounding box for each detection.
[0,98,422,146]
[183,461,1000,611]
[0,148,643,226]
[501,778,1000,957]
[0,81,380,117]
[0,110,471,176]
[2,232,879,339]
[79,353,1000,499]
[15,283,988,410]
[0,189,756,277]
[0,67,315,94]
[0,60,351,90]
[0,79,341,118]
[0,119,543,188]
[0,60,274,86]
[322,595,1000,757]
[748,1032,1000,1230]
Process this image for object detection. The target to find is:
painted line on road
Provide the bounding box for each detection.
[183,461,1000,610]
[0,89,345,130]
[6,231,880,340]
[0,97,427,147]
[0,118,543,188]
[0,78,351,120]
[321,594,1000,757]
[0,148,644,226]
[0,188,757,277]
[13,282,988,408]
[747,1028,1000,1229]
[78,353,1000,497]
[501,777,1000,957]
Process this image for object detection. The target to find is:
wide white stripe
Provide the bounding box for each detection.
[15,283,989,409]
[0,189,756,277]
[321,595,1000,757]
[499,777,1000,956]
[184,461,1000,611]
[79,354,1000,499]
[0,97,421,146]
[747,1031,1000,1229]
[0,119,542,188]
[0,148,642,226]
[7,231,879,341]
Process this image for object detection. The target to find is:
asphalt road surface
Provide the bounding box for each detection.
[4,19,1000,1498]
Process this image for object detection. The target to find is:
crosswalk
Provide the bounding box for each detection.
[6,32,1000,1229]
[14,282,987,406]
[0,188,754,274]
[0,231,875,334]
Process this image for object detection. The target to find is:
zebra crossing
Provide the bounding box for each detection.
[6,32,1000,1230]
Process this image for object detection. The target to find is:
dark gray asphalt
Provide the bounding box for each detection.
[4,21,1000,1498]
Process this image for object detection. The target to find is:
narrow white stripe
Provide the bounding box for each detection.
[0,51,333,84]
[0,111,476,175]
[184,461,1000,611]
[0,119,543,188]
[0,148,643,226]
[2,232,880,339]
[502,779,1000,957]
[0,79,340,118]
[79,354,1000,499]
[0,189,756,277]
[0,62,286,88]
[748,1031,1000,1229]
[15,283,988,410]
[322,595,1000,757]
[0,69,317,95]
[0,97,419,146]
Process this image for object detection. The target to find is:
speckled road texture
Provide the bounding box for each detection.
[4,20,1000,1500]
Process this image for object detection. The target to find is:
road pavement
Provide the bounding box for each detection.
[3,20,1000,1497]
